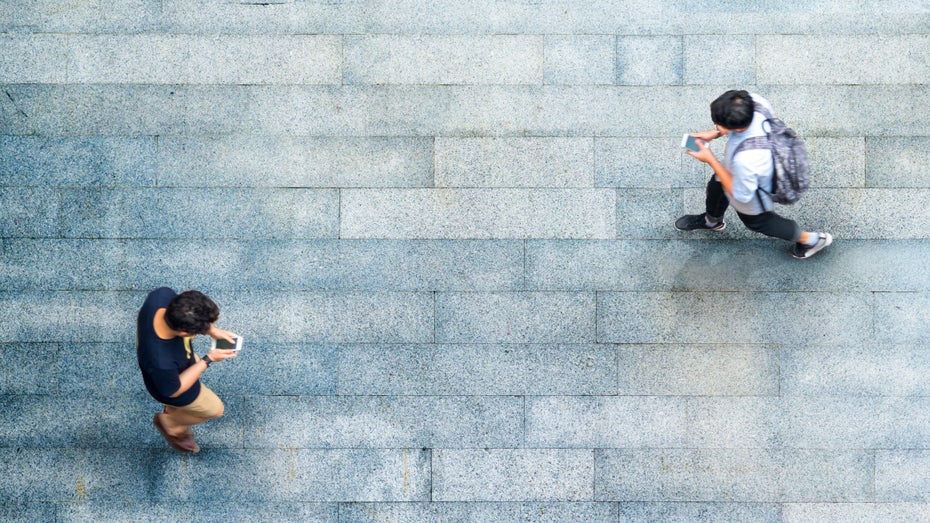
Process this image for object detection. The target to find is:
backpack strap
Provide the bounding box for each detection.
[730,135,775,211]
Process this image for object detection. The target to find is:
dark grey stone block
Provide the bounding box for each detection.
[0,136,156,187]
[0,187,59,238]
[0,343,58,394]
[0,502,57,523]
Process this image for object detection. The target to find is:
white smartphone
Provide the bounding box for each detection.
[681,133,701,152]
[211,336,243,352]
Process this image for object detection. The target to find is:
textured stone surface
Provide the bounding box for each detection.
[545,35,615,85]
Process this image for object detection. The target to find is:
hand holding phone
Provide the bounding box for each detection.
[681,133,701,152]
[211,336,243,352]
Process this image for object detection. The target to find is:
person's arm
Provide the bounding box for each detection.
[687,139,734,194]
[690,129,723,142]
[169,347,237,398]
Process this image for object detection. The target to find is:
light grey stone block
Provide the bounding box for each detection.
[58,502,338,523]
[0,448,151,501]
[157,137,432,188]
[683,35,755,85]
[0,343,57,394]
[58,343,137,395]
[617,345,778,396]
[0,137,156,188]
[152,449,430,502]
[434,137,595,188]
[433,449,594,501]
[243,395,522,448]
[781,344,930,396]
[782,396,930,449]
[344,35,543,85]
[616,188,684,239]
[758,35,930,85]
[525,396,688,448]
[687,397,781,449]
[336,343,617,396]
[214,291,434,344]
[595,137,697,188]
[545,35,615,85]
[617,36,681,85]
[0,291,141,343]
[777,188,930,240]
[341,502,619,523]
[806,136,866,188]
[68,35,342,85]
[596,449,873,502]
[597,291,871,344]
[435,292,595,343]
[876,451,930,502]
[0,187,59,238]
[783,503,930,523]
[340,189,616,239]
[0,0,161,32]
[205,344,337,396]
[60,188,339,239]
[0,35,69,83]
[867,137,930,188]
[618,502,781,523]
[875,292,930,343]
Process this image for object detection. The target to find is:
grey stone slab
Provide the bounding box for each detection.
[205,343,337,395]
[157,137,432,188]
[783,503,930,523]
[58,502,338,523]
[434,137,595,188]
[340,502,619,522]
[781,344,930,396]
[617,345,778,396]
[68,35,342,85]
[616,188,684,239]
[595,137,698,189]
[0,35,69,83]
[683,35,755,85]
[243,395,522,448]
[687,398,781,449]
[867,137,930,188]
[595,449,873,502]
[214,291,434,344]
[58,343,137,396]
[0,137,156,188]
[0,343,58,394]
[0,291,141,343]
[433,449,594,501]
[435,292,596,344]
[806,136,866,188]
[617,36,681,85]
[0,502,56,523]
[782,396,930,449]
[0,0,161,33]
[0,187,59,238]
[597,291,871,344]
[618,502,781,523]
[59,188,339,239]
[545,35,615,86]
[344,35,543,85]
[336,343,617,396]
[758,35,930,85]
[0,448,151,502]
[524,396,688,448]
[875,292,930,343]
[152,449,430,502]
[340,189,616,239]
[876,451,930,502]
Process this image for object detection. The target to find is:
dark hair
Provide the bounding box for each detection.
[710,90,755,130]
[164,290,219,334]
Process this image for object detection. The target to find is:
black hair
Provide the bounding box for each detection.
[164,290,219,334]
[710,90,755,130]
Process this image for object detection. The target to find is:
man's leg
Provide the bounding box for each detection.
[156,384,224,447]
[675,176,730,231]
[737,211,832,258]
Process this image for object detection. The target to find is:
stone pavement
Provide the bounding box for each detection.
[2,1,930,521]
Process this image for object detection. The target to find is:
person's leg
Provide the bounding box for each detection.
[737,211,832,258]
[676,176,730,231]
[159,385,224,437]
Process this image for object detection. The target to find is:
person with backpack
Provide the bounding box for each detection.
[675,90,832,259]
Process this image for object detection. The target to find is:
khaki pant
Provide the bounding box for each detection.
[167,383,223,420]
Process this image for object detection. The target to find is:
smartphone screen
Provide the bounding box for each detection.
[681,134,700,152]
[214,337,239,351]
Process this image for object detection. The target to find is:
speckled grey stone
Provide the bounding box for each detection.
[157,137,432,188]
[58,502,338,523]
[0,502,57,523]
[876,451,930,502]
[0,0,161,33]
[60,188,339,240]
[782,396,930,449]
[805,137,866,188]
[617,345,778,396]
[867,137,930,188]
[782,503,930,523]
[58,343,137,395]
[597,291,871,344]
[336,343,617,396]
[544,35,615,86]
[434,137,595,188]
[0,187,59,238]
[344,35,543,85]
[874,292,930,343]
[0,291,142,343]
[0,34,69,83]
[617,36,681,85]
[595,137,696,189]
[435,292,595,343]
[618,502,781,523]
[340,502,619,522]
[0,343,58,394]
[524,396,688,448]
[781,344,930,396]
[433,449,594,501]
[205,343,337,396]
[617,188,684,239]
[683,35,755,85]
[243,395,522,448]
[687,397,781,449]
[340,189,616,239]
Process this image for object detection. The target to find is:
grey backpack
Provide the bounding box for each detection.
[732,103,810,205]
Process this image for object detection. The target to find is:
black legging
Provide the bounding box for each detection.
[705,176,801,242]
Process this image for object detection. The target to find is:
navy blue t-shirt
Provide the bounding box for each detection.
[137,287,201,406]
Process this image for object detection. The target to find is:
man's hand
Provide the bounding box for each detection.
[690,129,720,142]
[208,325,236,344]
[686,138,717,165]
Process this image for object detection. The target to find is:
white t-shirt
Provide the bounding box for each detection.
[721,93,775,216]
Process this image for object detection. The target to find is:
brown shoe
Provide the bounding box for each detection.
[153,413,200,453]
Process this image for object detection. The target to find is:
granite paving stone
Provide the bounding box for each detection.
[205,343,338,396]
[0,291,142,343]
[57,502,338,523]
[0,187,59,238]
[544,35,616,86]
[781,344,930,397]
[867,137,930,188]
[617,502,782,523]
[876,451,930,502]
[683,35,755,85]
[594,137,695,189]
[340,502,619,522]
[616,36,682,85]
[874,292,930,343]
[782,503,930,523]
[0,343,58,394]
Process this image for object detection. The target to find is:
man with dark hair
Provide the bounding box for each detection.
[137,287,238,453]
[675,90,832,259]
